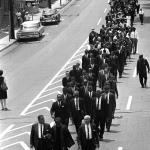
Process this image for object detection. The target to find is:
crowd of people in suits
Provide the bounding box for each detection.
[30,0,149,150]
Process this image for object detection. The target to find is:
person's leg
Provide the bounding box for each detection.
[141,15,144,24]
[139,75,144,87]
[0,99,4,110]
[144,76,147,87]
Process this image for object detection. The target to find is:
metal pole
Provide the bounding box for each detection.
[9,0,15,39]
[60,0,62,6]
[48,0,51,9]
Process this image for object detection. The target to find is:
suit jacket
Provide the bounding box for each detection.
[50,100,69,120]
[51,124,75,150]
[62,77,71,87]
[30,123,52,150]
[82,55,90,71]
[78,123,99,150]
[84,91,95,118]
[93,96,107,118]
[70,97,85,119]
[102,92,115,118]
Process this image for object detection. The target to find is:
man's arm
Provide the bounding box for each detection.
[30,125,34,148]
[145,59,150,73]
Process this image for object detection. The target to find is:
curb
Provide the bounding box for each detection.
[0,39,17,53]
[0,0,75,53]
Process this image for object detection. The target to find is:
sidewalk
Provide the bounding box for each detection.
[0,0,71,52]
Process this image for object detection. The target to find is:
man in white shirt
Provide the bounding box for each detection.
[130,27,138,54]
[78,115,99,150]
[139,8,144,25]
[30,115,52,150]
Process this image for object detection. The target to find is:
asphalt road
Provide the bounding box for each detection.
[0,0,150,149]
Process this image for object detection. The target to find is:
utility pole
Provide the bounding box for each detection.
[48,0,52,9]
[9,0,15,39]
[60,0,62,6]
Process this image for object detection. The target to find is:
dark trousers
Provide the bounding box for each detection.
[118,63,124,77]
[106,117,112,131]
[139,74,147,87]
[72,114,82,133]
[139,14,144,24]
[82,139,96,150]
[94,111,106,138]
[131,38,138,54]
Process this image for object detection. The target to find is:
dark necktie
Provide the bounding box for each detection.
[97,98,99,110]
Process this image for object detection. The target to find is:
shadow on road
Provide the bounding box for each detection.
[102,139,115,143]
[111,123,120,127]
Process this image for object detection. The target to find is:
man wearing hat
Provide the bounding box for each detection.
[78,115,99,150]
[50,94,70,127]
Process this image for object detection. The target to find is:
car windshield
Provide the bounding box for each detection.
[21,23,39,30]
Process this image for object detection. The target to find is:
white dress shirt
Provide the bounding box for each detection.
[38,123,43,138]
[85,124,92,139]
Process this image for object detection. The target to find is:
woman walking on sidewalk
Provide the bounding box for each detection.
[139,8,144,25]
[0,70,8,111]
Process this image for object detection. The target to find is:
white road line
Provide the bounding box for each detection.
[20,38,88,116]
[0,141,30,150]
[97,17,101,26]
[0,132,30,143]
[104,8,107,13]
[70,58,82,63]
[64,65,72,70]
[73,53,84,58]
[48,79,62,86]
[8,124,32,133]
[126,96,132,110]
[44,86,63,92]
[118,147,123,150]
[23,107,50,116]
[133,67,136,78]
[38,91,61,100]
[0,125,14,139]
[31,99,54,107]
[56,73,65,78]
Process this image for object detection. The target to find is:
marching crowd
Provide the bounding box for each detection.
[30,0,150,150]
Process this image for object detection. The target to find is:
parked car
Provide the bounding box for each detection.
[16,20,44,40]
[40,9,61,25]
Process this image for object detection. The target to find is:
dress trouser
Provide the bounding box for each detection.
[139,74,147,87]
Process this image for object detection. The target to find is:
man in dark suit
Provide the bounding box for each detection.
[93,90,107,140]
[78,115,99,150]
[103,85,116,132]
[30,115,52,150]
[50,94,70,127]
[51,117,75,150]
[84,86,95,118]
[62,71,71,87]
[137,54,150,88]
[70,90,85,133]
[82,50,90,72]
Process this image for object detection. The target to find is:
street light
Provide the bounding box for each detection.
[9,0,15,39]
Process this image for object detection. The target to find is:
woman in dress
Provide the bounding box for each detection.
[0,70,8,111]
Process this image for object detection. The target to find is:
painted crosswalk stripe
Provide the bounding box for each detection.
[126,96,132,110]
